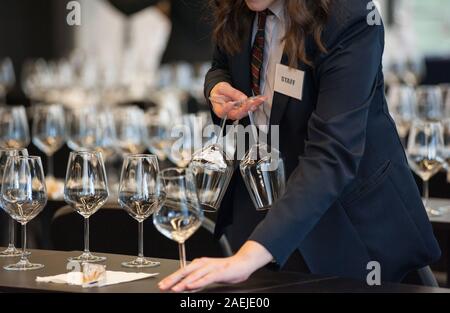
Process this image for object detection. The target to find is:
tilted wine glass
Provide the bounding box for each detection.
[153,168,204,269]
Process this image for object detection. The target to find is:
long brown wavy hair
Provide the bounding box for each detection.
[210,0,331,67]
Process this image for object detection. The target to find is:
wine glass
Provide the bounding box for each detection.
[407,120,445,216]
[64,151,109,262]
[0,148,28,257]
[415,86,444,122]
[187,105,235,212]
[0,58,16,102]
[153,168,204,269]
[91,109,117,161]
[387,85,416,146]
[66,106,97,151]
[145,108,170,161]
[118,154,165,267]
[240,144,286,211]
[32,104,66,178]
[442,84,450,117]
[1,156,47,270]
[0,105,30,149]
[114,106,146,155]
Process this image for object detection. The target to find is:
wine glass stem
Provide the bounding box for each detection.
[84,217,90,253]
[21,223,27,262]
[47,154,54,178]
[179,243,187,269]
[8,218,15,249]
[215,115,228,145]
[423,180,429,208]
[247,111,259,144]
[138,221,144,258]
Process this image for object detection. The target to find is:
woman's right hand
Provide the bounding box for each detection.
[210,82,266,120]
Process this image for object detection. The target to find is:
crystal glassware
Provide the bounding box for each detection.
[0,148,28,257]
[240,144,286,211]
[64,151,109,262]
[32,104,66,178]
[118,154,165,268]
[407,120,445,216]
[1,156,47,270]
[153,168,204,268]
[0,105,30,149]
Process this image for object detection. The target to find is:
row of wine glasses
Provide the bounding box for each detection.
[0,149,204,272]
[0,104,66,179]
[388,84,450,145]
[388,84,450,216]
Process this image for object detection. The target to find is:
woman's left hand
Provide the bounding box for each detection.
[158,241,273,292]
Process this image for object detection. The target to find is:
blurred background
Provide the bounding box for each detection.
[0,0,449,285]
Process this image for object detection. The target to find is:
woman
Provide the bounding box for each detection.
[160,0,440,292]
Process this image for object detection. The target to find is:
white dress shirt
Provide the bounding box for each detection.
[251,0,286,133]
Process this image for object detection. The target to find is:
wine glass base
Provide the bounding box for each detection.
[121,257,160,268]
[68,252,106,263]
[427,206,450,217]
[3,259,44,271]
[426,207,445,217]
[0,246,22,257]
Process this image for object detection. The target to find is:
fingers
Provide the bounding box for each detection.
[214,83,247,102]
[158,259,206,290]
[185,273,218,290]
[211,99,237,119]
[210,82,249,119]
[171,264,215,292]
[227,97,267,120]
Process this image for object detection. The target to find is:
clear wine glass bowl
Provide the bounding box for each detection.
[188,144,234,212]
[240,144,286,211]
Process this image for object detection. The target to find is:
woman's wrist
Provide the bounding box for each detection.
[233,240,274,272]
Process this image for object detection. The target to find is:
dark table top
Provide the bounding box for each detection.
[0,249,448,293]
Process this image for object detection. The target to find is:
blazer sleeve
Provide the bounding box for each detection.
[248,16,384,266]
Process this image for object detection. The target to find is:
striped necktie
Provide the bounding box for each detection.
[250,9,271,96]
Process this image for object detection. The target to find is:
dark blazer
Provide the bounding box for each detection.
[204,0,441,282]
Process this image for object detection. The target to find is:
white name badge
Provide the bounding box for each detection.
[274,64,304,100]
